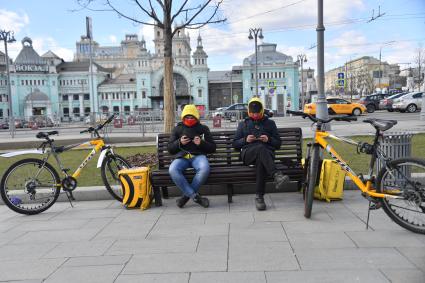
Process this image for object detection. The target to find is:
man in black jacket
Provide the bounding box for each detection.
[233,97,289,210]
[168,105,216,208]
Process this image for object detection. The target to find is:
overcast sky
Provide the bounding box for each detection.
[1,0,424,72]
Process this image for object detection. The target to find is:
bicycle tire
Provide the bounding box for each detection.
[305,145,320,218]
[302,149,311,200]
[0,158,60,215]
[376,157,425,234]
[101,154,131,202]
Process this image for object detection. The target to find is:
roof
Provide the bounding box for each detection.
[56,61,113,73]
[243,43,293,66]
[41,50,61,59]
[100,73,136,85]
[26,89,49,101]
[14,37,46,65]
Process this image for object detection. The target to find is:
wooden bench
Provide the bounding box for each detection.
[151,127,303,206]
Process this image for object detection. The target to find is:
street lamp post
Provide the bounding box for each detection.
[297,54,307,109]
[0,30,16,138]
[225,71,233,103]
[248,28,264,98]
[315,0,329,127]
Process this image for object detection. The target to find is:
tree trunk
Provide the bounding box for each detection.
[163,9,175,133]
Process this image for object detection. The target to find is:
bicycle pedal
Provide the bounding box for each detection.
[368,202,382,210]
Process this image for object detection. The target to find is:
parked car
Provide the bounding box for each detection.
[14,118,28,128]
[392,92,423,113]
[304,98,366,116]
[216,103,274,120]
[379,92,408,112]
[358,93,387,113]
[0,120,9,129]
[28,116,54,128]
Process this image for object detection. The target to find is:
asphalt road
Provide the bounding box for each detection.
[0,111,423,144]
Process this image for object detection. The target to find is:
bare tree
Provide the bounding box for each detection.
[413,47,425,91]
[76,0,226,133]
[356,68,375,96]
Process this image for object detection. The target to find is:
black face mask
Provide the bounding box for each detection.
[249,102,263,114]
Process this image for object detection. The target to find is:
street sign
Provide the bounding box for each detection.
[337,79,345,87]
[337,72,344,79]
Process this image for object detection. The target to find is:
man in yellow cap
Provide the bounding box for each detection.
[168,105,216,208]
[233,97,289,210]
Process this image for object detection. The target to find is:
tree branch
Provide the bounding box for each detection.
[170,0,189,23]
[133,0,160,23]
[105,0,157,26]
[172,0,225,34]
[155,0,165,10]
[146,0,163,24]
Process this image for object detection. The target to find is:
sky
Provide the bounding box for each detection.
[0,0,424,72]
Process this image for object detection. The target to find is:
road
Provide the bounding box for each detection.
[0,111,423,145]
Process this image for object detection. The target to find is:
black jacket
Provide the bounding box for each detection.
[167,122,217,158]
[232,116,281,152]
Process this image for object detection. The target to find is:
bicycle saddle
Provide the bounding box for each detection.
[363,118,397,131]
[36,131,59,139]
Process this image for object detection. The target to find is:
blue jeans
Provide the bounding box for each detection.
[169,155,210,198]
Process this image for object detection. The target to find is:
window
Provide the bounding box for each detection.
[198,89,202,98]
[142,91,146,98]
[124,106,130,114]
[42,80,45,86]
[251,73,254,79]
[105,93,108,100]
[142,80,145,86]
[0,109,3,118]
[413,93,423,99]
[84,94,90,100]
[275,72,278,78]
[202,59,204,64]
[157,31,160,37]
[73,94,79,100]
[259,73,262,79]
[73,107,80,117]
[198,78,201,84]
[63,107,69,116]
[113,106,119,113]
[266,72,269,79]
[134,92,137,99]
[26,80,28,85]
[127,93,130,99]
[21,80,24,86]
[63,95,68,101]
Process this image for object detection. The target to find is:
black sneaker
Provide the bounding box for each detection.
[193,194,209,208]
[255,196,266,211]
[176,195,190,208]
[273,171,290,190]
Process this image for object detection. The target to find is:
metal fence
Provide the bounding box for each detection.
[0,110,249,137]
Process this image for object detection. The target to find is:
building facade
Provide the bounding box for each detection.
[325,56,401,96]
[242,43,299,112]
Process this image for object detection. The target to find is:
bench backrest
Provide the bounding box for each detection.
[157,127,302,169]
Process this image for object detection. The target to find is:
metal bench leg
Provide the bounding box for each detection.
[161,187,169,199]
[153,186,162,207]
[297,181,302,192]
[227,184,233,203]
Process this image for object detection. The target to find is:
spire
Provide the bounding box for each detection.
[197,32,203,47]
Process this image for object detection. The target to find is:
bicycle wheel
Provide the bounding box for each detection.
[305,145,320,218]
[0,158,60,215]
[101,154,131,202]
[301,147,311,199]
[376,157,425,234]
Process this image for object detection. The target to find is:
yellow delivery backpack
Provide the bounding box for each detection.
[314,159,346,202]
[118,167,153,210]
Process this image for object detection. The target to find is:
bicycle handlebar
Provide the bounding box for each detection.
[286,110,357,123]
[80,114,115,136]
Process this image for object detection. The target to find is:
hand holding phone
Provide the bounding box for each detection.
[180,135,191,145]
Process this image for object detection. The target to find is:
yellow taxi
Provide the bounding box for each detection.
[304,98,367,116]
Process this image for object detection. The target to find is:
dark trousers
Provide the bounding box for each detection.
[241,143,277,196]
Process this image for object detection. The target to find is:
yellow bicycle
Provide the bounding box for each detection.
[0,115,130,215]
[288,110,425,234]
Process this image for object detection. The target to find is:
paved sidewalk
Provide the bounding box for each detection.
[0,191,423,282]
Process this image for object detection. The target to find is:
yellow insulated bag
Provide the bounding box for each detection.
[314,159,346,202]
[118,167,153,210]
